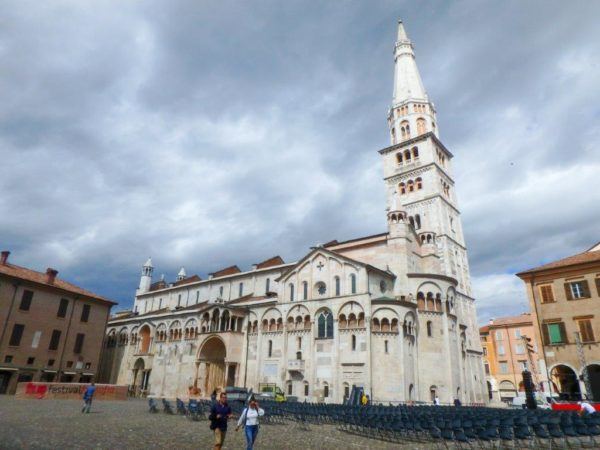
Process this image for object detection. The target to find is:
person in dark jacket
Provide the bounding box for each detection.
[209,392,232,450]
[454,398,462,407]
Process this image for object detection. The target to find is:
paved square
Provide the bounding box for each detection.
[0,397,428,449]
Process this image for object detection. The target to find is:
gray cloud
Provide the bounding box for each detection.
[1,1,599,324]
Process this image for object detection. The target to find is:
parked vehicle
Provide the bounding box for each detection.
[258,383,286,402]
[225,386,249,403]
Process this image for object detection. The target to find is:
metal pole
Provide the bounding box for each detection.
[574,332,592,400]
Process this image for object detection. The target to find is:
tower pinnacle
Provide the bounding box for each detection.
[397,20,409,41]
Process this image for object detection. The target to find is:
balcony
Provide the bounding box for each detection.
[287,359,305,372]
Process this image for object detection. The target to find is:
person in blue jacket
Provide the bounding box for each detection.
[81,382,96,413]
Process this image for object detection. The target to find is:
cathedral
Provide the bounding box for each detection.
[99,21,488,405]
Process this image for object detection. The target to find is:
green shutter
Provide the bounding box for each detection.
[548,323,562,344]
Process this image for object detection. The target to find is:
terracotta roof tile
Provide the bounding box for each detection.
[0,262,115,304]
[210,265,241,278]
[484,313,532,328]
[255,256,285,269]
[173,274,202,287]
[517,249,600,276]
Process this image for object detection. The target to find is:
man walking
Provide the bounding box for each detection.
[209,392,232,450]
[81,382,96,413]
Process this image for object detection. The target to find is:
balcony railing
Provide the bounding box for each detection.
[287,359,305,372]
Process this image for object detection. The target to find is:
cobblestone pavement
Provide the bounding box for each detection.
[0,397,435,449]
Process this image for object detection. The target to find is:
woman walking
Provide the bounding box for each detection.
[236,399,265,450]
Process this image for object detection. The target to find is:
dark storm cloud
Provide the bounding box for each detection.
[1,1,599,323]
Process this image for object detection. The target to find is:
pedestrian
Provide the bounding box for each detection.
[210,389,217,404]
[361,392,368,406]
[453,398,462,407]
[578,400,597,417]
[81,382,96,413]
[434,396,440,406]
[209,391,232,450]
[236,399,265,450]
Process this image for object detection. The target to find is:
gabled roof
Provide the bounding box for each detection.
[516,247,600,277]
[173,274,202,287]
[324,232,388,249]
[276,246,395,282]
[255,256,285,269]
[210,265,241,278]
[0,261,115,305]
[149,280,168,292]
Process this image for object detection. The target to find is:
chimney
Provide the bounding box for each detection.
[0,251,10,265]
[46,268,59,284]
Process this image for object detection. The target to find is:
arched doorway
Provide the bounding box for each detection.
[498,380,517,402]
[586,364,600,401]
[132,358,150,395]
[139,325,151,354]
[199,337,227,395]
[551,365,581,401]
[486,381,493,400]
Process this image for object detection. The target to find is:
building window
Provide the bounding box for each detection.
[268,340,273,357]
[495,330,503,341]
[499,362,509,374]
[66,361,73,368]
[177,294,182,306]
[219,286,224,298]
[539,285,555,303]
[19,290,33,311]
[287,382,293,395]
[47,359,55,367]
[84,362,91,369]
[518,360,528,371]
[297,336,302,349]
[426,321,433,337]
[384,340,389,353]
[196,291,200,303]
[296,351,302,360]
[350,274,357,294]
[303,281,308,300]
[239,282,244,297]
[9,324,24,347]
[484,362,490,375]
[304,382,309,396]
[289,283,294,301]
[317,311,334,339]
[351,335,356,351]
[73,333,85,354]
[577,319,595,343]
[515,344,525,354]
[543,322,567,345]
[26,357,35,365]
[4,355,13,363]
[316,282,326,296]
[57,298,69,318]
[514,329,521,338]
[48,330,61,351]
[323,383,329,398]
[482,347,488,356]
[265,278,270,293]
[81,304,91,322]
[344,383,350,399]
[566,281,590,299]
[335,277,340,296]
[497,344,505,355]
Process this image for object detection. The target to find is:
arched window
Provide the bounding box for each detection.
[427,321,433,337]
[287,381,293,395]
[384,340,389,353]
[344,383,350,400]
[296,351,302,360]
[297,336,302,349]
[405,123,411,137]
[391,127,396,144]
[317,311,333,339]
[304,382,309,396]
[289,283,294,301]
[416,177,422,190]
[404,150,411,162]
[303,281,308,300]
[219,286,224,298]
[396,153,402,164]
[238,282,243,297]
[268,340,273,357]
[415,214,421,229]
[265,278,270,293]
[350,274,357,294]
[351,334,356,351]
[417,118,426,135]
[335,276,340,296]
[409,216,415,228]
[417,292,425,310]
[323,382,329,398]
[413,147,419,158]
[399,182,406,195]
[407,180,414,192]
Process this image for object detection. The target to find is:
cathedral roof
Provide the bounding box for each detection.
[210,265,242,278]
[173,274,202,287]
[255,256,285,269]
[516,247,600,276]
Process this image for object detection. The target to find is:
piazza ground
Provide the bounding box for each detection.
[0,397,430,449]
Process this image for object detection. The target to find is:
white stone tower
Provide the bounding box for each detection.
[137,257,153,295]
[382,20,472,296]
[176,267,186,281]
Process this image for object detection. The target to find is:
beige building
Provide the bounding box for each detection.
[0,251,116,394]
[479,314,541,403]
[99,21,488,405]
[517,242,600,401]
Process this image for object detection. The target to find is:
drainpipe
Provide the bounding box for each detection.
[57,295,78,381]
[0,282,20,360]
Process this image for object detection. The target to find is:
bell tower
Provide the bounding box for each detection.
[381,20,472,296]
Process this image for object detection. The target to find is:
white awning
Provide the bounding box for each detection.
[82,372,94,376]
[42,370,58,373]
[62,371,77,375]
[0,367,19,371]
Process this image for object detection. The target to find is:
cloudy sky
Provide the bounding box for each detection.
[1,1,599,323]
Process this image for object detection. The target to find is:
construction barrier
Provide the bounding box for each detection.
[15,382,128,400]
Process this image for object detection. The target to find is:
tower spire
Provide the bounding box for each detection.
[392,20,427,104]
[396,19,408,41]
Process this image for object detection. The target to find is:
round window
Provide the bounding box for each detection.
[380,280,387,293]
[317,282,327,295]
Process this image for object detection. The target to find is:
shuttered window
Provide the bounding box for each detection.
[565,280,590,300]
[80,304,90,322]
[9,324,25,346]
[596,278,600,296]
[543,322,567,345]
[57,298,69,318]
[539,285,555,303]
[49,330,61,351]
[73,333,85,354]
[19,290,33,311]
[578,319,595,343]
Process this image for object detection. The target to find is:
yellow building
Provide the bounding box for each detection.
[479,314,540,403]
[517,242,600,401]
